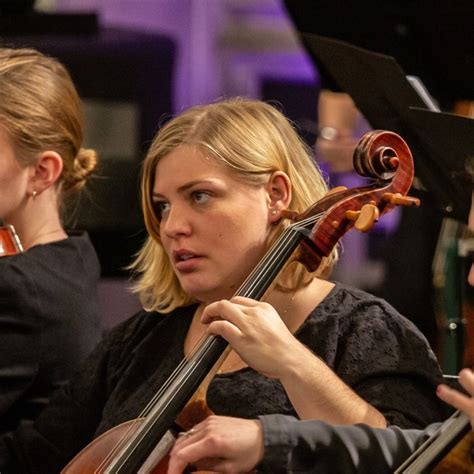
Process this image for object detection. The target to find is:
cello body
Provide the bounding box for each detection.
[432,432,473,474]
[395,409,472,473]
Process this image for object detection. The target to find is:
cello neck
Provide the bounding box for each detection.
[105,224,306,472]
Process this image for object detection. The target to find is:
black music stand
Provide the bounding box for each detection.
[283,0,474,103]
[300,33,474,224]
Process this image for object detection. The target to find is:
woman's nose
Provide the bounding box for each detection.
[161,206,191,238]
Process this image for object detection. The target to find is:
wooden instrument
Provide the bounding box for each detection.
[0,224,23,256]
[62,130,420,473]
[395,409,472,473]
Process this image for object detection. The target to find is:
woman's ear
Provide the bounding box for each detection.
[266,171,292,223]
[29,151,63,196]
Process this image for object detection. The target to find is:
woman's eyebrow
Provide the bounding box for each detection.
[152,179,218,198]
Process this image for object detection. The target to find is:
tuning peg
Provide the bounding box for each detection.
[344,204,380,232]
[326,185,348,196]
[383,192,420,207]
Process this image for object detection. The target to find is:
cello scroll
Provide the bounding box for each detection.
[294,130,420,272]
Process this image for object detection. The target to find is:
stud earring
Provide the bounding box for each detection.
[271,209,278,215]
[32,190,38,200]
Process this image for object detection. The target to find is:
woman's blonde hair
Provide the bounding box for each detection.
[0,47,97,202]
[131,97,337,312]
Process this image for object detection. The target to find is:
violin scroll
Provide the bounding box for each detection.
[0,225,23,257]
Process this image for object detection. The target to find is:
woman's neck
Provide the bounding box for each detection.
[265,278,335,333]
[21,227,68,250]
[7,202,67,250]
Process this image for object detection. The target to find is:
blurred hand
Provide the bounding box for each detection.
[437,368,474,427]
[316,90,370,173]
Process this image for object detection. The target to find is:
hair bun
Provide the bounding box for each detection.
[63,147,98,193]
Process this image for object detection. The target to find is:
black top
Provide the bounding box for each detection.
[0,282,447,472]
[0,232,101,437]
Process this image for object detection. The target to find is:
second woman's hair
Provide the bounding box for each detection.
[0,47,97,199]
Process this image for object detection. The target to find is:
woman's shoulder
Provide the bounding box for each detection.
[0,233,100,305]
[31,231,99,264]
[311,280,427,337]
[0,232,98,274]
[315,281,394,315]
[0,252,37,295]
[320,281,403,314]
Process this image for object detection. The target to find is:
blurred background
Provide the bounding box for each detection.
[2,0,473,371]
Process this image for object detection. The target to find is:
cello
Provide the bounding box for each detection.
[394,408,472,473]
[0,224,23,256]
[62,130,419,473]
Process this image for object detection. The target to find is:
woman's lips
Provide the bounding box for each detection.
[174,255,202,272]
[173,250,202,272]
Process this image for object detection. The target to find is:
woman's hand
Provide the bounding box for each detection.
[201,296,309,379]
[201,296,385,426]
[437,368,474,428]
[167,415,263,474]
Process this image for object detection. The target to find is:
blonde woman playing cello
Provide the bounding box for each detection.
[0,98,447,472]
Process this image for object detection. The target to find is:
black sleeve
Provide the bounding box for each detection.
[258,414,440,473]
[0,263,41,423]
[0,331,119,474]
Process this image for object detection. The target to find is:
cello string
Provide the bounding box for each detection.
[241,213,320,296]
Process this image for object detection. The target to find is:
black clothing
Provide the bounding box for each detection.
[207,283,447,426]
[258,414,441,473]
[0,232,101,437]
[377,189,443,349]
[0,282,446,472]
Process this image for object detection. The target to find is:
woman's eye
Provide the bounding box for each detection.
[192,191,211,204]
[152,201,170,220]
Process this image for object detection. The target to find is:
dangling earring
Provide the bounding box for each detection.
[32,190,38,200]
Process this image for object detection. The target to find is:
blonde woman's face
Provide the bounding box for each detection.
[0,126,31,223]
[152,145,274,303]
